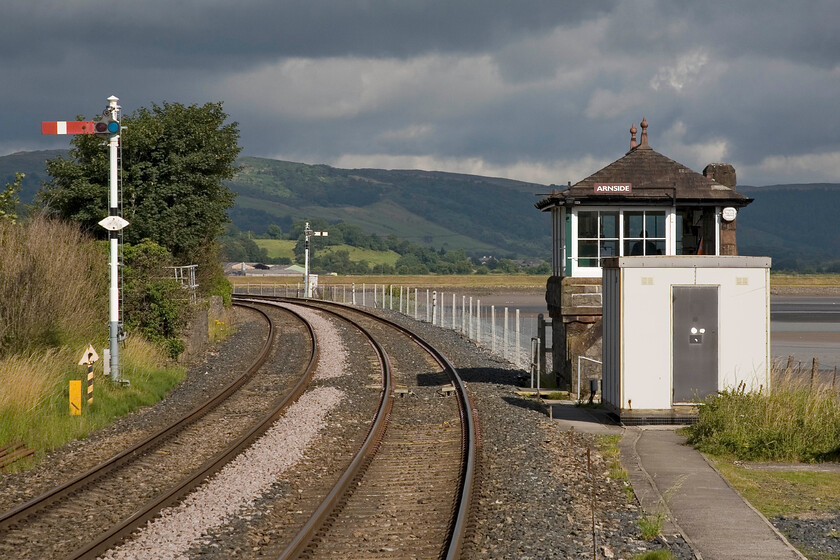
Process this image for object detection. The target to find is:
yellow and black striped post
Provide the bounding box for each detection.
[87,363,94,405]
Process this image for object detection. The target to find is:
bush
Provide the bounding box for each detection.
[122,239,191,358]
[686,383,840,462]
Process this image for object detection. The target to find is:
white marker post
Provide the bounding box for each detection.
[303,222,327,298]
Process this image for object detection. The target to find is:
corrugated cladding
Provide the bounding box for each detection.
[602,267,621,409]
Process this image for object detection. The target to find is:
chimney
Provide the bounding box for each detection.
[703,163,737,189]
[704,163,739,255]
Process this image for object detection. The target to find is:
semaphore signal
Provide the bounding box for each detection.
[41,96,128,386]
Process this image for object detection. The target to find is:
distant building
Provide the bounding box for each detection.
[224,262,305,277]
[535,119,752,392]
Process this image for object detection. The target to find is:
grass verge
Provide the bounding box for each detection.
[706,456,840,518]
[0,335,184,472]
[596,434,634,502]
[685,383,840,462]
[632,551,675,560]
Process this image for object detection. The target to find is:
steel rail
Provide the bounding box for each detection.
[0,303,276,536]
[236,294,477,560]
[66,300,321,559]
[250,298,394,560]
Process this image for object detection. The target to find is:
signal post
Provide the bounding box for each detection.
[43,95,128,385]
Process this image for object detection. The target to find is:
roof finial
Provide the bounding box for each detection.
[639,117,649,148]
[630,123,638,149]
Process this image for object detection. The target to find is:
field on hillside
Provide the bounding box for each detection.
[255,239,295,260]
[318,245,401,266]
[254,240,402,267]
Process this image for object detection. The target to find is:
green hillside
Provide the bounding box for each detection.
[227,157,551,258]
[5,149,840,270]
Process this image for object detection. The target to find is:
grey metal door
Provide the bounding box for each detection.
[672,286,718,403]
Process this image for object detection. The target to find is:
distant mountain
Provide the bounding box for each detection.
[737,184,840,270]
[0,150,65,205]
[3,150,838,268]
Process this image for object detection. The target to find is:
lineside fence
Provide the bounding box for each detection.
[234,283,537,371]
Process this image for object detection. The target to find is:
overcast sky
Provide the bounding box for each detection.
[3,0,839,187]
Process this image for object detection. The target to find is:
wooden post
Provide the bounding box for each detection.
[538,313,547,379]
[516,309,521,368]
[811,357,819,390]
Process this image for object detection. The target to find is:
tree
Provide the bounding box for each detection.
[0,172,23,223]
[38,102,241,286]
[266,224,284,239]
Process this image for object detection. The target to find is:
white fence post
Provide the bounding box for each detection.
[515,309,521,368]
[504,307,509,360]
[476,299,481,344]
[468,297,473,338]
[461,296,466,334]
[491,305,496,354]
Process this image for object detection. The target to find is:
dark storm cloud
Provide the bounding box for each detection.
[2,0,615,65]
[2,0,840,185]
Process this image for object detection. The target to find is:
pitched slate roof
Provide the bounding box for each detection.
[536,120,752,210]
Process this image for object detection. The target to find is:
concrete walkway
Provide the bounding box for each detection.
[547,402,806,559]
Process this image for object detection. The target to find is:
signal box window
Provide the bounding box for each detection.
[577,210,618,267]
[624,211,666,256]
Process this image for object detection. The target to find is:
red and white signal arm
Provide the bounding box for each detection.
[42,121,96,135]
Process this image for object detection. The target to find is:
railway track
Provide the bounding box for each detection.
[0,303,317,560]
[236,296,478,560]
[0,297,476,559]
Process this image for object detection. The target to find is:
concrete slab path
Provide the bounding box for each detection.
[620,427,806,560]
[545,403,806,559]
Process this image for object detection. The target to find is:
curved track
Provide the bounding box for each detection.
[235,295,477,560]
[0,303,317,560]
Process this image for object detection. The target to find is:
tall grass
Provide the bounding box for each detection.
[0,216,107,355]
[686,378,840,462]
[0,334,184,468]
[0,219,186,470]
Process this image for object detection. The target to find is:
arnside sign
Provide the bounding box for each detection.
[594,183,632,194]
